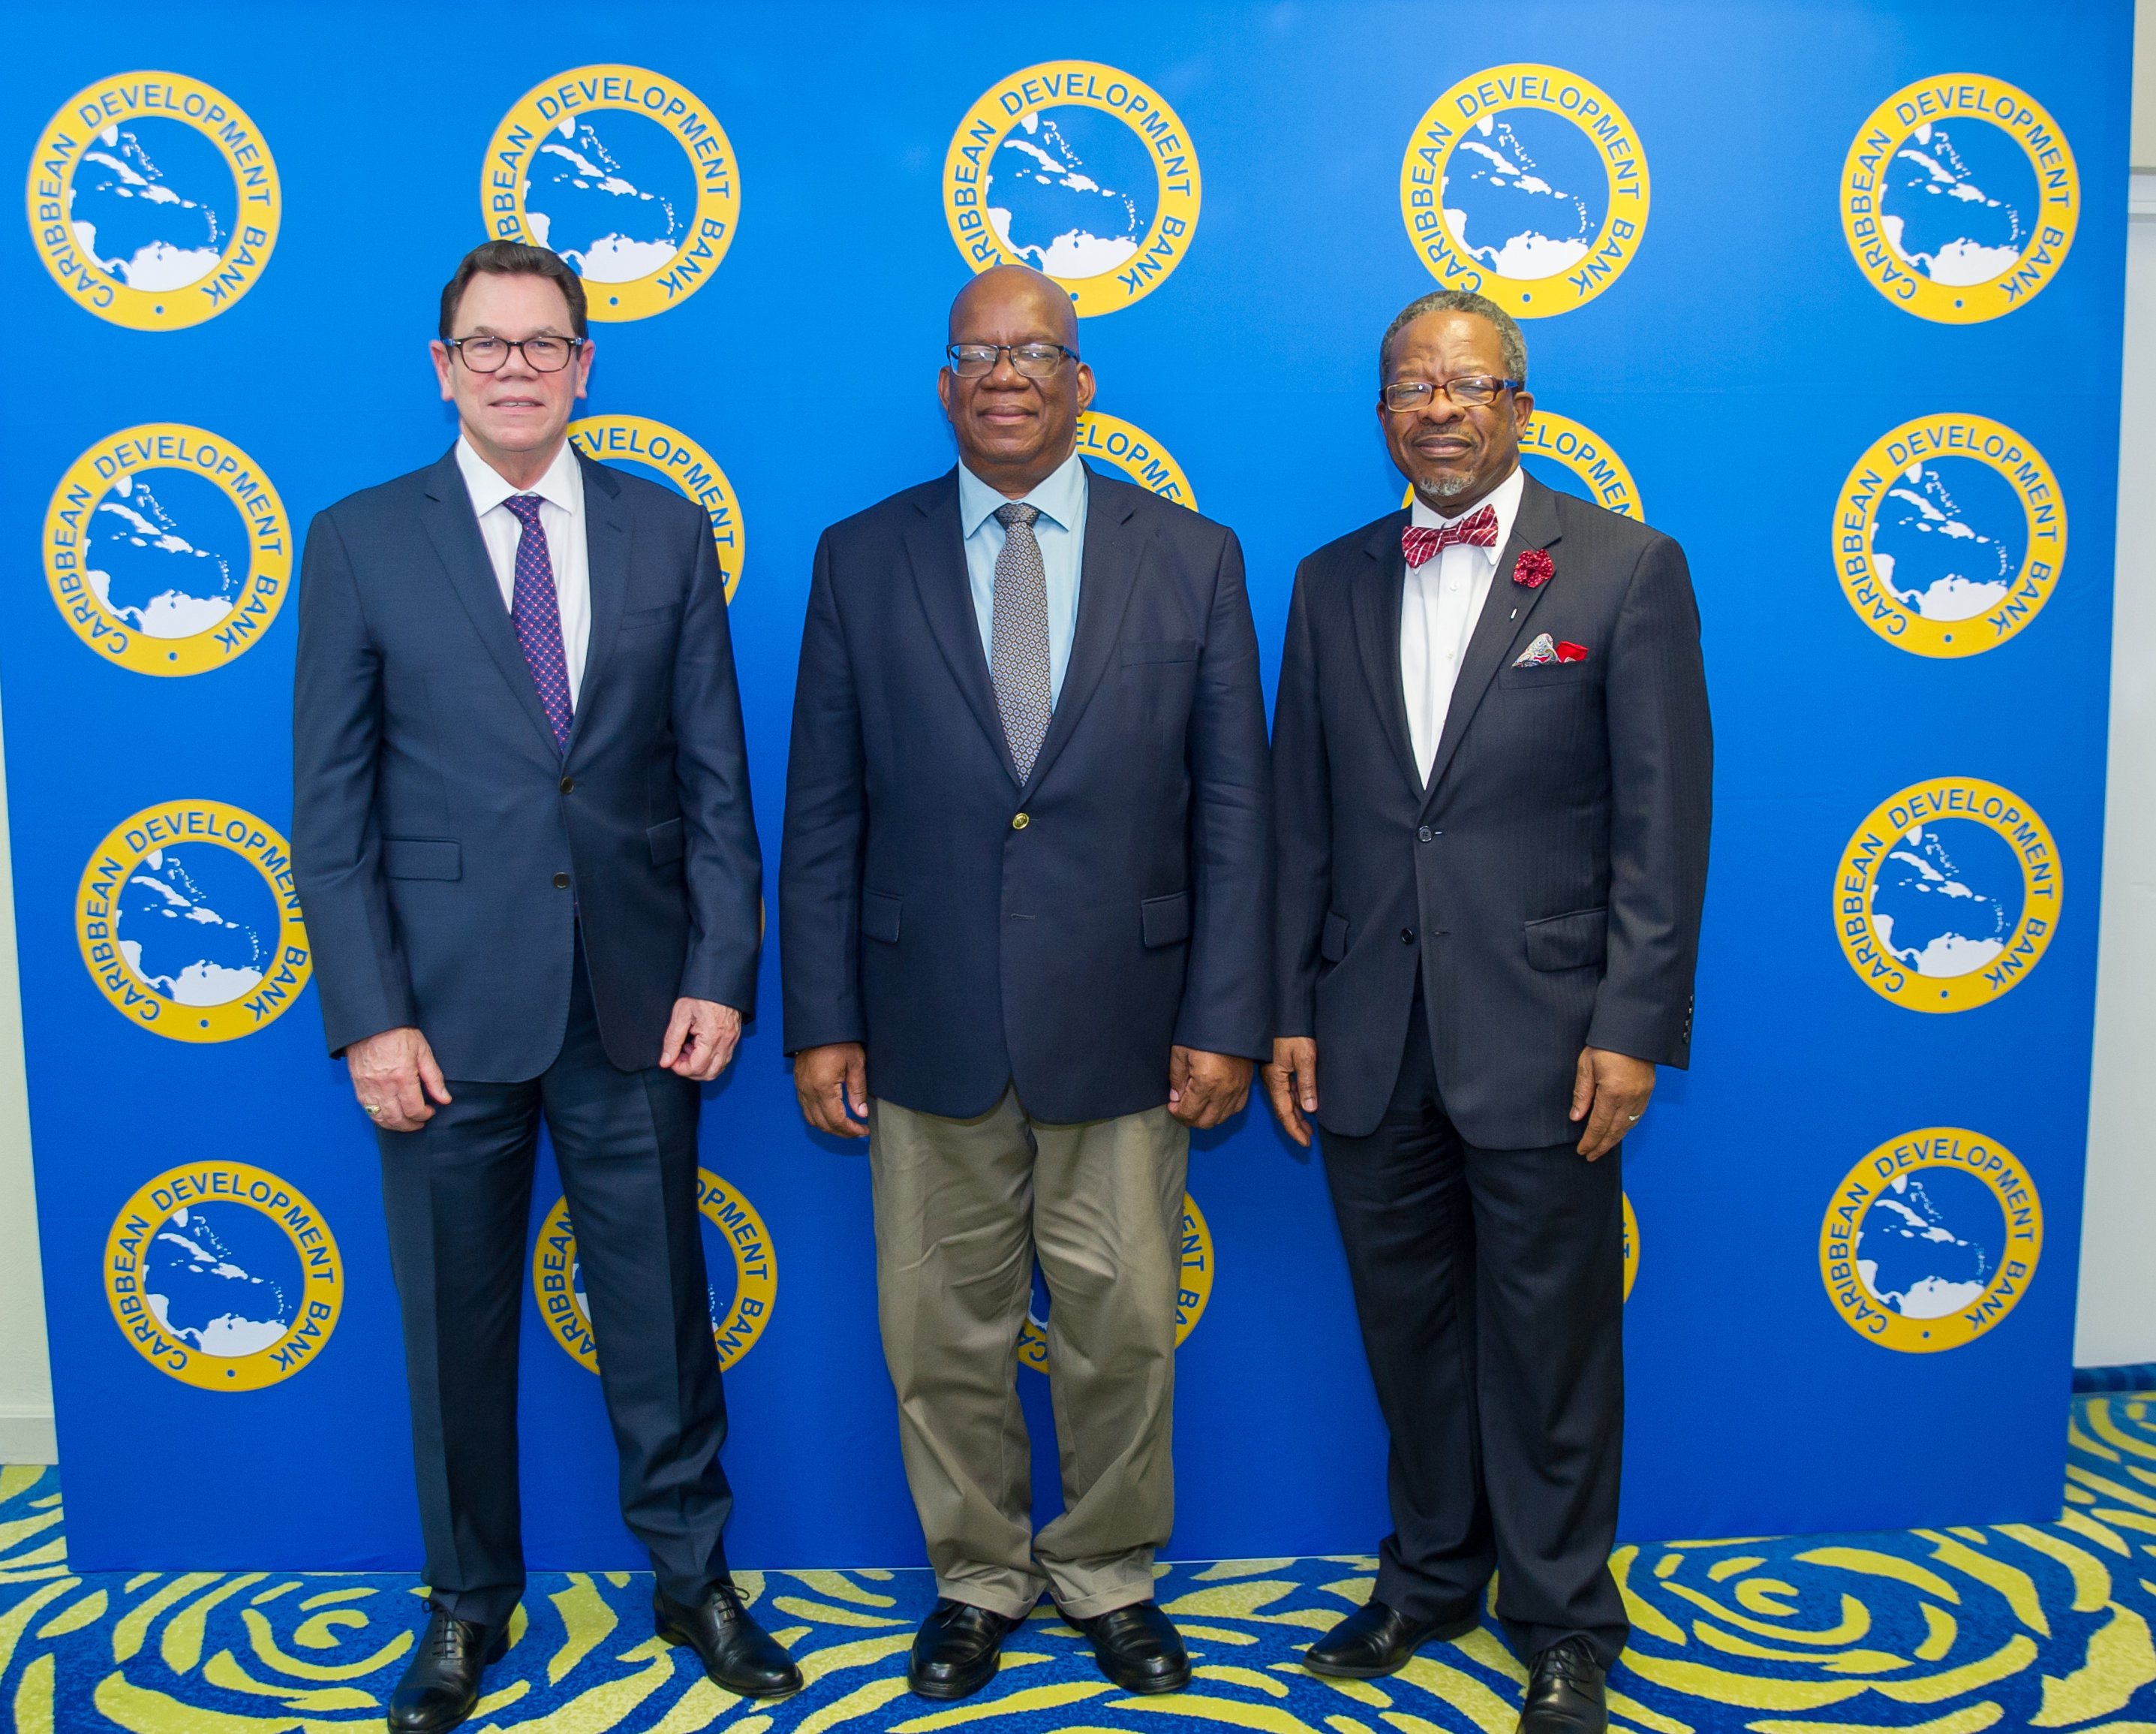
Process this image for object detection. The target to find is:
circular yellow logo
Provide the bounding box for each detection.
[482,66,738,321]
[26,72,279,330]
[106,1163,342,1389]
[1821,1128,2041,1352]
[535,1170,775,1373]
[1834,779,2058,1013]
[1401,410,1641,521]
[78,803,310,1041]
[44,425,290,676]
[567,415,743,601]
[1834,415,2062,657]
[1020,1193,1213,1372]
[1076,411,1195,509]
[945,62,1200,317]
[1400,65,1648,318]
[1841,75,2078,322]
[1621,1191,1638,1303]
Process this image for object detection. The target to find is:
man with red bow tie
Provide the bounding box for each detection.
[1264,291,1712,1734]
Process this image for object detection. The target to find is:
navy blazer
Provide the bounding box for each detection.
[292,446,761,1082]
[1273,474,1712,1148]
[780,464,1273,1124]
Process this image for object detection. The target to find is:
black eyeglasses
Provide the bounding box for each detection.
[946,342,1078,379]
[445,334,586,374]
[1382,375,1521,412]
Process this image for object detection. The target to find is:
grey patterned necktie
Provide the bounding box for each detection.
[989,501,1053,780]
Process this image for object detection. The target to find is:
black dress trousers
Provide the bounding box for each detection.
[1319,988,1629,1667]
[376,940,731,1627]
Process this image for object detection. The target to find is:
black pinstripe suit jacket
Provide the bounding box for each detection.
[1273,473,1711,1147]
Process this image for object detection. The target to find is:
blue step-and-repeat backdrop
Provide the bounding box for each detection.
[1,2,2129,1574]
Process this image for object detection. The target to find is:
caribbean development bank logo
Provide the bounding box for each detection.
[1400,65,1647,317]
[106,1163,342,1389]
[1842,75,2077,322]
[1403,408,1641,520]
[1820,1128,2040,1352]
[1836,415,2062,657]
[567,415,744,599]
[1621,1192,1638,1302]
[535,1170,774,1373]
[945,62,1199,316]
[483,66,737,321]
[1077,411,1195,508]
[26,72,278,329]
[44,425,290,673]
[77,802,309,1041]
[1835,778,2058,1012]
[1020,1194,1212,1371]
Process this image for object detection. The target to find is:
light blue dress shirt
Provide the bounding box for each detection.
[957,450,1089,707]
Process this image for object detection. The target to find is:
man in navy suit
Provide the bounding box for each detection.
[292,241,799,1734]
[1266,291,1711,1734]
[780,264,1271,1702]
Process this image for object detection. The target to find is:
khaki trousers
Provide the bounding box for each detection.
[869,1085,1188,1618]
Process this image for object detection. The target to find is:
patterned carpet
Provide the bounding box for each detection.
[5,1392,2153,1733]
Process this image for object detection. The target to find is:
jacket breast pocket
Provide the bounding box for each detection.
[1497,658,1597,691]
[647,817,685,866]
[1525,907,1608,971]
[1120,638,1199,666]
[1320,911,1349,964]
[383,838,461,881]
[1141,891,1191,947]
[861,890,901,944]
[621,603,681,632]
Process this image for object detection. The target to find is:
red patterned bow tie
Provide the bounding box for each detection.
[1402,505,1498,567]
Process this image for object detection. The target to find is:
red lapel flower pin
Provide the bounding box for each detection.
[1513,548,1554,589]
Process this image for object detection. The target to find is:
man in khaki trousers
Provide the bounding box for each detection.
[780,266,1273,1702]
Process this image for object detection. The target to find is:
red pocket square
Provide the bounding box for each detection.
[1555,641,1589,663]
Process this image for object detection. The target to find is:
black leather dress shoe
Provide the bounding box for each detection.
[908,1600,1025,1699]
[1064,1601,1191,1693]
[1520,1636,1608,1733]
[387,1610,508,1733]
[1304,1598,1480,1678]
[654,1583,804,1699]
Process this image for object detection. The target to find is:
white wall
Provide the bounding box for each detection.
[2075,4,2156,1368]
[0,696,55,1462]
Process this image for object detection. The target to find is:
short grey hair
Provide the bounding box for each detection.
[1378,290,1528,389]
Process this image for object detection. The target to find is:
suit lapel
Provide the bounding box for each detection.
[1020,466,1141,799]
[1351,512,1424,800]
[1418,473,1565,809]
[419,447,561,755]
[567,453,627,757]
[905,471,1019,782]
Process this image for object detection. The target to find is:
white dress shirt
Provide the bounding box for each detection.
[1400,465,1526,785]
[956,449,1088,706]
[456,436,592,706]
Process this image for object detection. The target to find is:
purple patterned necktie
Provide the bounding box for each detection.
[502,494,573,751]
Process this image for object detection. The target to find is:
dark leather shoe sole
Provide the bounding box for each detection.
[1092,1654,1193,1694]
[653,1615,804,1699]
[907,1652,1005,1701]
[1301,1607,1480,1679]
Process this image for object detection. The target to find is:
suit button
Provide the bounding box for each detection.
[560,777,574,793]
[1400,928,1415,944]
[1418,826,1433,842]
[1012,813,1030,830]
[552,872,570,889]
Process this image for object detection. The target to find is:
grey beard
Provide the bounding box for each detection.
[1418,471,1477,501]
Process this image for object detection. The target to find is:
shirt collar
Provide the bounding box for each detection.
[1409,463,1525,554]
[958,447,1089,540]
[456,435,582,518]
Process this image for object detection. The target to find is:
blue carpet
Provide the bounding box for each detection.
[5,1390,2154,1732]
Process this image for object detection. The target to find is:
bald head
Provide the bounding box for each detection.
[948,263,1078,350]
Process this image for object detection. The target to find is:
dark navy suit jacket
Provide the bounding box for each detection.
[292,446,761,1082]
[1273,474,1712,1148]
[780,463,1272,1124]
